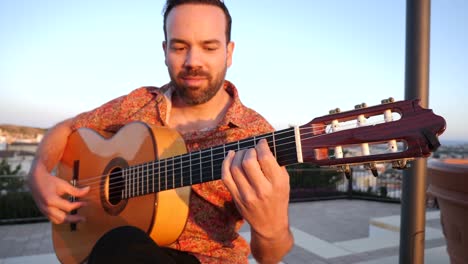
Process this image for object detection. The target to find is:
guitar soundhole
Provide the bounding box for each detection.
[101,157,128,216]
[108,167,123,205]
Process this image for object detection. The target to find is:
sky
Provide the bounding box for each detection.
[0,0,467,142]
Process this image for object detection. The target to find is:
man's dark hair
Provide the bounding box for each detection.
[163,0,232,43]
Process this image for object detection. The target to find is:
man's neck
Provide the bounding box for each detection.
[168,87,232,133]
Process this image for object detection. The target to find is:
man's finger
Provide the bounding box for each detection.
[51,198,87,213]
[59,180,90,197]
[64,213,87,223]
[222,151,241,199]
[48,207,67,224]
[256,139,286,184]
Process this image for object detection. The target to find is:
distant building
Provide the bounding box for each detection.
[0,135,6,151]
[7,142,39,153]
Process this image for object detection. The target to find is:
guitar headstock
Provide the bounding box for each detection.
[299,98,446,175]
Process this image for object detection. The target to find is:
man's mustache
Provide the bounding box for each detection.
[178,69,211,78]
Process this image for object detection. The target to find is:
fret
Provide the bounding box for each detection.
[157,159,161,192]
[172,155,182,188]
[179,155,183,187]
[138,165,141,196]
[136,166,140,196]
[275,128,298,165]
[190,151,201,185]
[172,156,175,190]
[139,165,143,196]
[165,157,173,190]
[126,168,130,198]
[211,146,225,181]
[164,159,168,191]
[199,150,203,184]
[272,131,277,158]
[200,149,212,183]
[122,168,126,199]
[132,166,135,198]
[189,153,192,185]
[152,161,155,193]
[181,155,191,187]
[239,137,254,150]
[146,162,149,195]
[224,142,238,153]
[210,147,214,181]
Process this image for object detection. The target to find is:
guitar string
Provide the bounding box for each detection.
[75,117,377,187]
[75,120,396,200]
[77,135,301,200]
[74,118,391,193]
[75,124,328,187]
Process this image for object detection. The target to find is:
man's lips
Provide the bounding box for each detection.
[181,76,207,86]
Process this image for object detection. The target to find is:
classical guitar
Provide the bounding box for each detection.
[52,98,446,263]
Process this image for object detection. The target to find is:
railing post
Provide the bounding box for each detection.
[347,173,353,199]
[399,0,431,263]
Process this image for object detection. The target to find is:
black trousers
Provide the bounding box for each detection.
[88,226,200,264]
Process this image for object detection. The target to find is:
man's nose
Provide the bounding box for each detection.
[184,48,202,68]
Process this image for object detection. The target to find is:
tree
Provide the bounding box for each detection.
[0,158,21,175]
[0,158,23,192]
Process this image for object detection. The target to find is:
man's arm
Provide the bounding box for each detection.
[222,139,294,263]
[28,118,89,224]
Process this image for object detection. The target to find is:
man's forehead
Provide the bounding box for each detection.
[166,4,227,42]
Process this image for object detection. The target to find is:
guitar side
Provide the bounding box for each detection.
[52,122,190,264]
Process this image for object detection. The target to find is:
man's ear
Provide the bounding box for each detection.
[226,41,235,68]
[162,41,168,66]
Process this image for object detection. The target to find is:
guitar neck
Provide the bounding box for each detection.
[122,127,301,199]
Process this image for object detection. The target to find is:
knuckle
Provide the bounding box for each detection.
[241,193,256,206]
[241,157,255,169]
[230,164,243,176]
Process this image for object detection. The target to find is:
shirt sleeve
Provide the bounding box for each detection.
[70,95,127,133]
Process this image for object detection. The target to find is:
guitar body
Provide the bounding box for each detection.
[52,122,191,264]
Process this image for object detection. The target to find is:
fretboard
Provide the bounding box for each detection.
[121,127,300,199]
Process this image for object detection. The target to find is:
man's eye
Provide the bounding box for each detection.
[171,46,186,51]
[205,46,218,51]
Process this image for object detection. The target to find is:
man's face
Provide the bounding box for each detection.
[163,4,234,105]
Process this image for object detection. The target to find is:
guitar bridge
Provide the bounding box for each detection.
[70,160,80,232]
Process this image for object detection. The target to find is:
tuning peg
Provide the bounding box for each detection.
[381,97,395,104]
[329,108,341,114]
[354,103,367,109]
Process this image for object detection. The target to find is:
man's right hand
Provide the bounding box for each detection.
[27,118,90,224]
[28,161,90,224]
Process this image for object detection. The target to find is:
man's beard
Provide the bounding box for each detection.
[169,66,227,105]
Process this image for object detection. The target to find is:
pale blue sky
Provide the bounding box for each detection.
[0,0,467,142]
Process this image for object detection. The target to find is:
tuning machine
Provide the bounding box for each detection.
[381,97,395,104]
[329,108,341,115]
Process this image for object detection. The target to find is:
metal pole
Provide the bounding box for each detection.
[399,0,431,263]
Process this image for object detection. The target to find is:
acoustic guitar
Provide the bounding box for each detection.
[52,98,446,263]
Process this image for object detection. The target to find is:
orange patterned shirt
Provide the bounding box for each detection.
[71,81,274,263]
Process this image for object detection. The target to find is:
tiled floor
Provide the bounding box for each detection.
[0,200,450,264]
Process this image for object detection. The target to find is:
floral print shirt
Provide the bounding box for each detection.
[71,81,274,263]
